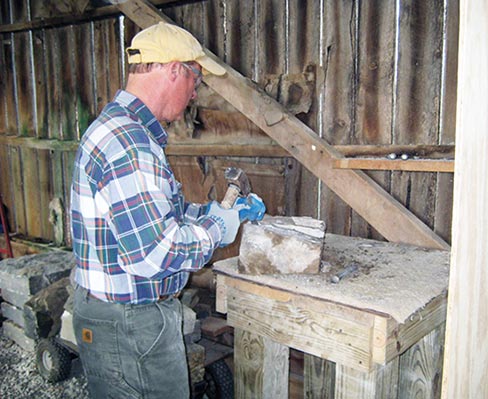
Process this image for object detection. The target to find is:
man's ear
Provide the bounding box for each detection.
[167,61,180,82]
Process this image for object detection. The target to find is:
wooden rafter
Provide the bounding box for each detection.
[112,0,449,250]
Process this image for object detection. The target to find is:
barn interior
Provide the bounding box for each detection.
[0,0,486,398]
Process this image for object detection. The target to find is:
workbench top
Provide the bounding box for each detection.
[213,233,450,324]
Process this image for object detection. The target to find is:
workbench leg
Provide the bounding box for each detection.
[335,358,399,399]
[234,328,289,399]
[303,354,335,398]
[398,324,445,399]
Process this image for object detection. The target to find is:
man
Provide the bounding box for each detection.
[70,22,265,398]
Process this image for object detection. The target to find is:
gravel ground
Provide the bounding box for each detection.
[0,327,90,399]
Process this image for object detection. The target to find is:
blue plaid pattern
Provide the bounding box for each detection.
[70,90,223,304]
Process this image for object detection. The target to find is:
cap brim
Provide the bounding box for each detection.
[197,55,227,76]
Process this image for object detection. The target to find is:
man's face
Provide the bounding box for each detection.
[164,62,202,122]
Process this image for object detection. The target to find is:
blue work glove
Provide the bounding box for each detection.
[234,193,266,223]
[206,201,240,247]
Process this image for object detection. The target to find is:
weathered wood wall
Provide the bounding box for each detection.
[0,0,458,248]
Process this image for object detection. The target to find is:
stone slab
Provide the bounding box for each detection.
[1,288,30,308]
[239,215,326,275]
[0,251,74,296]
[1,302,24,328]
[3,320,36,352]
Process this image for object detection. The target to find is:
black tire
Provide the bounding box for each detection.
[204,359,234,399]
[36,338,72,383]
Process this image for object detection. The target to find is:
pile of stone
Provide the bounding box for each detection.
[0,251,75,351]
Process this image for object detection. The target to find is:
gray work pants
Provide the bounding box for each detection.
[73,286,190,399]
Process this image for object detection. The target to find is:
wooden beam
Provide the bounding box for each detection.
[0,135,454,159]
[442,0,488,397]
[113,0,449,250]
[333,158,454,173]
[0,0,178,33]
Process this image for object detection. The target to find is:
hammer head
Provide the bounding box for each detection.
[224,167,251,196]
[220,167,251,209]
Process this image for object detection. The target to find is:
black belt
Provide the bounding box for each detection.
[158,292,181,301]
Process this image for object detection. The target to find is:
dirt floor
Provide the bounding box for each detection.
[0,328,89,399]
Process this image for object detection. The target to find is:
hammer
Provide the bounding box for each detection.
[220,167,251,209]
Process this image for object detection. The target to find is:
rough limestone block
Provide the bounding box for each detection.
[23,277,71,340]
[0,251,74,296]
[3,320,36,352]
[239,215,326,275]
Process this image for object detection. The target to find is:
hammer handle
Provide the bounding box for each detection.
[221,184,240,209]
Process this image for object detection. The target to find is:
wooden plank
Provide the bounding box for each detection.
[14,30,36,137]
[255,0,286,81]
[225,0,255,79]
[355,2,395,145]
[58,25,77,140]
[115,0,449,250]
[226,285,375,372]
[73,22,96,138]
[32,28,48,138]
[333,158,454,173]
[442,1,488,397]
[37,149,54,241]
[44,27,62,139]
[434,0,459,245]
[62,150,76,246]
[262,337,289,399]
[2,32,18,134]
[234,328,264,399]
[303,354,335,399]
[0,145,13,230]
[234,328,289,399]
[8,145,26,234]
[20,147,42,238]
[398,323,444,399]
[335,360,399,399]
[201,0,224,61]
[0,33,10,134]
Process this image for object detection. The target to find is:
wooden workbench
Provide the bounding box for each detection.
[213,234,450,398]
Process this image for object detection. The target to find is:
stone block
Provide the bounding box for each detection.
[23,277,71,340]
[0,251,74,296]
[1,288,30,308]
[1,302,24,327]
[3,320,36,352]
[239,215,326,275]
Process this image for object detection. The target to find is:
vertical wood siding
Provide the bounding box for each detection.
[0,0,457,246]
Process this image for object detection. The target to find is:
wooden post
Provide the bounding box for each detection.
[234,329,289,399]
[441,0,488,398]
[335,360,399,399]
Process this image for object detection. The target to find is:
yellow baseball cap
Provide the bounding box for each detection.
[126,22,226,76]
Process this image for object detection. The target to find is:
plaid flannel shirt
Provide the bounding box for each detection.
[70,90,223,304]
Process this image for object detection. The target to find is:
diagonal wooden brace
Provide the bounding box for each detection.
[113,0,449,250]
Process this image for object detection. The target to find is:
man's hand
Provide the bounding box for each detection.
[234,193,266,223]
[206,201,240,247]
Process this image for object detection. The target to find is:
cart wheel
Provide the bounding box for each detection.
[204,359,234,399]
[36,338,72,382]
